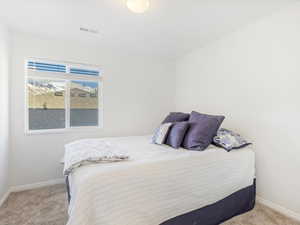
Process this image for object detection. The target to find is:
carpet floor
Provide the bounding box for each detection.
[0,184,299,225]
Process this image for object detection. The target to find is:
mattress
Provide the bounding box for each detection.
[67,135,255,225]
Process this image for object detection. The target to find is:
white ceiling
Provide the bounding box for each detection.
[0,0,297,59]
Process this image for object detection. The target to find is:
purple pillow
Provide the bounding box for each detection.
[183,111,225,150]
[189,111,225,125]
[162,112,190,124]
[165,122,190,149]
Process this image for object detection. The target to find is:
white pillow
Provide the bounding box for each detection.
[152,123,172,145]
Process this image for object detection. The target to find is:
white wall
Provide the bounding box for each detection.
[176,3,300,215]
[0,25,10,199]
[10,32,175,186]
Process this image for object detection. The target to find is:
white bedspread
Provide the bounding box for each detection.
[67,136,255,225]
[64,139,129,176]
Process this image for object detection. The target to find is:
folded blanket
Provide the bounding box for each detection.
[64,139,129,175]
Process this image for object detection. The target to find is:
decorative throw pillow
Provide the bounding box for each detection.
[165,122,190,149]
[213,128,251,151]
[189,111,225,126]
[182,111,225,151]
[152,123,173,145]
[162,112,190,124]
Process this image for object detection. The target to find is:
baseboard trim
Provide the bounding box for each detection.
[9,178,65,193]
[0,190,10,207]
[257,196,300,222]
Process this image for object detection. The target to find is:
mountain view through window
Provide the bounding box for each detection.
[26,60,101,131]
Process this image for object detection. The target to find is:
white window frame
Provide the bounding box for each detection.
[25,58,103,135]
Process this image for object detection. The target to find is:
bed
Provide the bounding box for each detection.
[66,135,255,225]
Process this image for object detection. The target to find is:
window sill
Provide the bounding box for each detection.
[25,126,103,135]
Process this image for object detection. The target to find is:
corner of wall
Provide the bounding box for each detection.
[0,24,12,205]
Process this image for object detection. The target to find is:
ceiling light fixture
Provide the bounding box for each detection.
[126,0,150,13]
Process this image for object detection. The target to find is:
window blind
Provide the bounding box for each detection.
[70,68,100,76]
[27,60,100,76]
[28,61,66,73]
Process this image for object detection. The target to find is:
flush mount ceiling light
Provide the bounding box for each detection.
[126,0,150,13]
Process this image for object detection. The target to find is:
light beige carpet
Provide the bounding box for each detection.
[0,184,299,225]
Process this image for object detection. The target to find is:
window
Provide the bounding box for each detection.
[26,59,102,133]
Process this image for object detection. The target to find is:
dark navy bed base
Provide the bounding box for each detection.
[66,178,255,225]
[66,176,71,203]
[160,180,256,225]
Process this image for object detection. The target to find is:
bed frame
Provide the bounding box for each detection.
[66,178,255,225]
[161,180,256,225]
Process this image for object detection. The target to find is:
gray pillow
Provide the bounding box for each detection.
[213,128,251,151]
[165,122,189,149]
[182,111,225,150]
[152,123,173,145]
[162,112,190,124]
